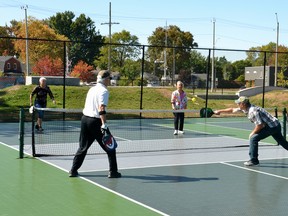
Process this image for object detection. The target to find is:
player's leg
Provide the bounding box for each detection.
[34,103,43,131]
[173,112,179,135]
[37,117,43,131]
[69,116,95,177]
[96,133,121,178]
[178,112,185,134]
[107,151,121,178]
[271,124,288,151]
[246,127,271,166]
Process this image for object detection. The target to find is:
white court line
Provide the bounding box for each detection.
[82,156,288,173]
[196,122,251,132]
[154,123,273,145]
[113,136,131,141]
[0,142,168,216]
[76,176,169,216]
[221,161,288,180]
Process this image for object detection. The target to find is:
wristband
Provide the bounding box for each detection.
[99,110,106,115]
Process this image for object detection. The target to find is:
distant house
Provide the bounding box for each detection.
[110,71,120,86]
[191,73,207,88]
[89,70,120,86]
[0,56,25,88]
[245,66,288,87]
[143,72,160,86]
[0,56,24,76]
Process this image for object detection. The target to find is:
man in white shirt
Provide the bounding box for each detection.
[69,70,121,178]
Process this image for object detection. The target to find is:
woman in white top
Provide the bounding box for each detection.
[171,81,188,135]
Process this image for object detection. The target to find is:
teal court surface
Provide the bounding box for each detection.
[1,116,288,216]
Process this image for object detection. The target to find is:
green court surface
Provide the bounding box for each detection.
[86,160,288,216]
[0,144,160,216]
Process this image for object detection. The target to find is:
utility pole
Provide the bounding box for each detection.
[101,2,119,71]
[275,13,279,87]
[211,18,216,92]
[164,21,168,79]
[21,5,29,76]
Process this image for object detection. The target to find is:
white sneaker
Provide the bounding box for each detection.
[178,130,184,134]
[174,130,178,135]
[244,160,259,166]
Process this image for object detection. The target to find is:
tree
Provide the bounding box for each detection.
[246,42,288,67]
[120,59,141,86]
[0,25,15,56]
[190,50,207,74]
[70,60,94,83]
[48,12,104,67]
[31,55,63,76]
[95,30,141,71]
[47,11,74,37]
[147,25,198,78]
[178,68,193,87]
[277,67,288,88]
[14,17,67,66]
[231,59,252,80]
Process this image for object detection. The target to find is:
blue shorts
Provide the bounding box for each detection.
[34,103,45,119]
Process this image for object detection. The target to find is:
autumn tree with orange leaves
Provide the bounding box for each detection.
[32,55,63,76]
[70,61,95,83]
[14,17,67,67]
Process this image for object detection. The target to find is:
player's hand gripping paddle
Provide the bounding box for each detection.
[200,107,215,118]
[102,128,118,151]
[29,106,34,114]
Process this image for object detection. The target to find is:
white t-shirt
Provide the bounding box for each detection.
[82,83,109,118]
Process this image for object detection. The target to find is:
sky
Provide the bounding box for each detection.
[1,0,288,61]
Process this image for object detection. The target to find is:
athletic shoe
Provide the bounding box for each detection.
[39,127,44,132]
[174,130,178,135]
[178,130,184,134]
[69,171,79,177]
[244,160,259,166]
[108,171,122,178]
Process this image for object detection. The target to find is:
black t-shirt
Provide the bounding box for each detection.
[31,85,54,107]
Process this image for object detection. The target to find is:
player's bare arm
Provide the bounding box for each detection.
[214,108,235,115]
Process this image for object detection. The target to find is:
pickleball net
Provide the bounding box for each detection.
[27,107,282,157]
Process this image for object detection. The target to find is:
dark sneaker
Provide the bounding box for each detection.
[39,127,44,132]
[244,160,259,166]
[108,171,122,178]
[69,171,79,177]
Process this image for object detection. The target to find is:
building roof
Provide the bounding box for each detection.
[0,56,17,62]
[0,56,23,74]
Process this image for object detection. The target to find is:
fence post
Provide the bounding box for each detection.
[19,107,25,159]
[283,108,287,141]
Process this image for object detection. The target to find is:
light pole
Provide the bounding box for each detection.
[21,5,29,76]
[101,2,119,72]
[161,21,168,85]
[275,13,279,87]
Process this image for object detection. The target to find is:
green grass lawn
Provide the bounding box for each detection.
[0,85,210,111]
[1,84,288,121]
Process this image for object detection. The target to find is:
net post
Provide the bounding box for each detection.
[31,107,36,156]
[274,107,278,118]
[19,107,25,159]
[283,108,287,141]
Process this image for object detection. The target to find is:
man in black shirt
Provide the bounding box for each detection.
[30,77,55,131]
